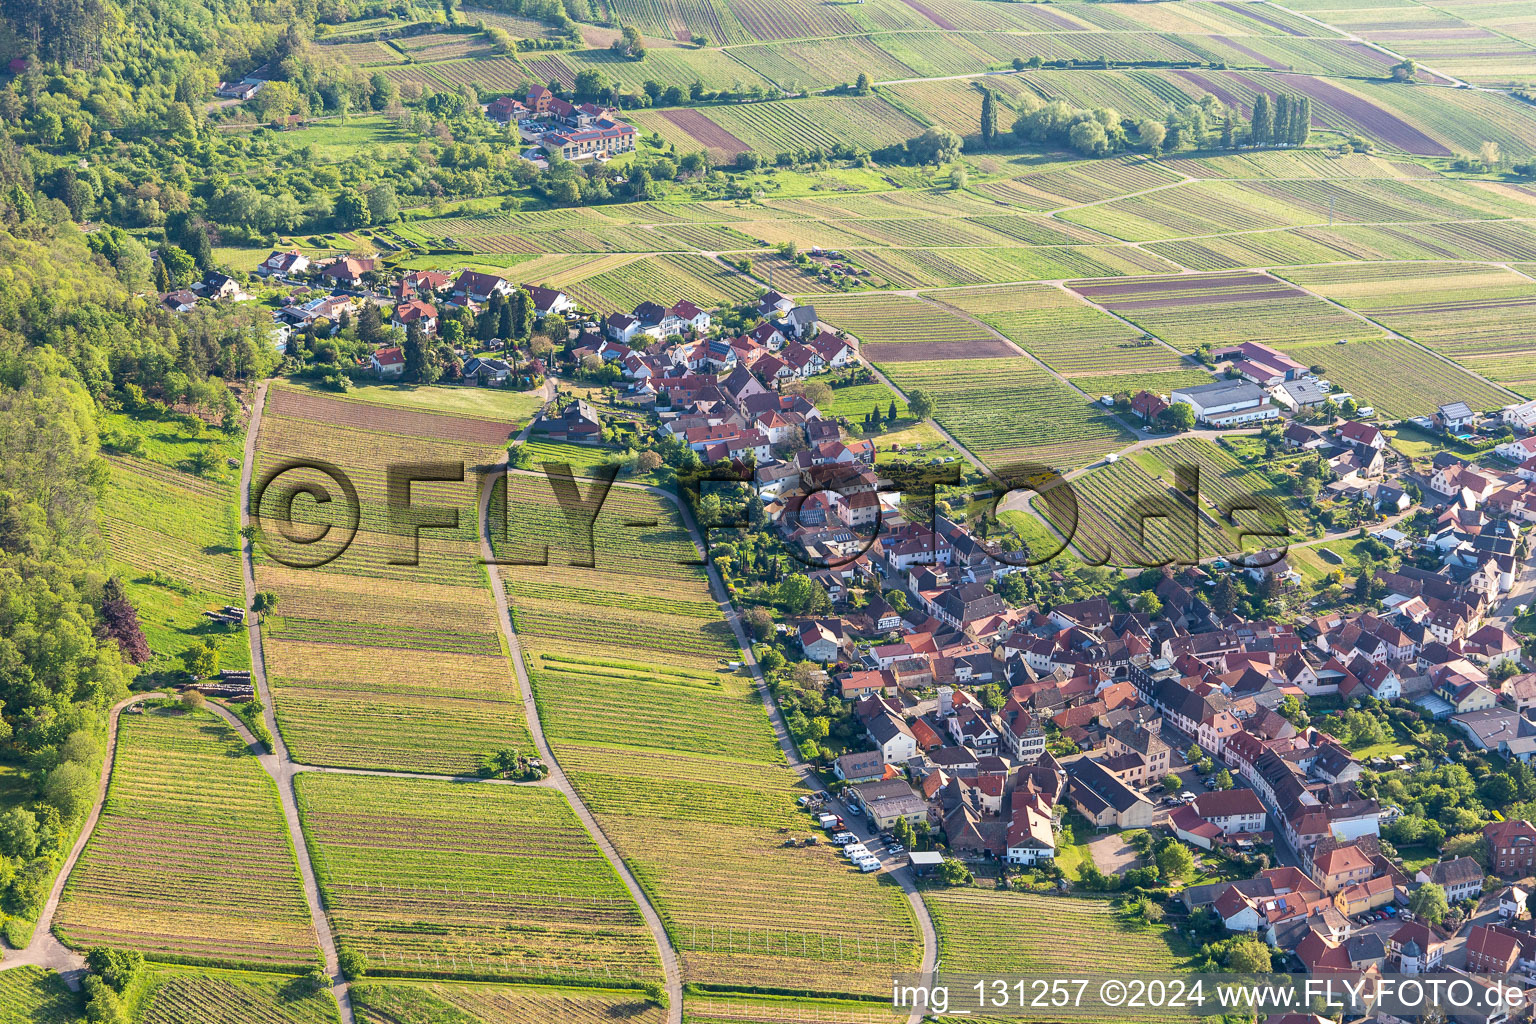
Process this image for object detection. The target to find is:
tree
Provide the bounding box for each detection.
[1226,935,1273,974]
[180,638,221,679]
[948,164,968,190]
[1480,141,1503,170]
[1068,119,1110,157]
[0,808,38,859]
[99,578,150,664]
[936,857,972,886]
[908,388,935,420]
[888,400,898,422]
[1292,96,1311,146]
[1274,95,1291,149]
[1140,592,1163,616]
[1214,769,1234,790]
[1250,94,1273,147]
[906,128,963,165]
[1390,58,1419,82]
[44,761,96,822]
[366,183,399,225]
[1155,838,1194,881]
[86,948,144,992]
[180,690,206,711]
[1137,118,1166,154]
[510,288,535,340]
[1410,882,1448,925]
[334,190,371,230]
[855,72,871,95]
[777,574,828,615]
[1221,113,1236,150]
[980,89,997,147]
[1161,773,1183,792]
[1165,402,1195,431]
[744,606,775,641]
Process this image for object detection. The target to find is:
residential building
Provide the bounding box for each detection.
[1169,380,1278,426]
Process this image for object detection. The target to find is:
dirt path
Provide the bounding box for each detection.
[0,694,152,986]
[485,449,684,1023]
[239,382,356,1024]
[506,466,941,1024]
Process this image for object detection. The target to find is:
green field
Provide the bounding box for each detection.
[497,473,922,996]
[136,967,343,1024]
[296,774,661,984]
[875,357,1134,472]
[351,980,665,1024]
[56,708,319,970]
[0,967,81,1024]
[253,388,534,774]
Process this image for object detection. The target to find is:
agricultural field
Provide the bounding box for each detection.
[874,357,1135,472]
[96,411,248,669]
[1067,271,1384,353]
[629,96,925,158]
[351,980,666,1024]
[927,284,1209,388]
[809,293,1013,361]
[496,473,923,996]
[56,708,319,970]
[296,774,661,984]
[252,387,534,773]
[1133,436,1305,550]
[135,968,343,1024]
[0,967,81,1024]
[926,889,1190,976]
[1035,457,1216,567]
[1278,262,1536,396]
[558,253,759,310]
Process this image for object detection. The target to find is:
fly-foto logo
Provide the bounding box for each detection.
[250,458,1293,572]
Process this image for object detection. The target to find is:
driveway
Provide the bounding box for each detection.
[1089,833,1142,874]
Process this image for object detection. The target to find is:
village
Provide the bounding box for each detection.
[175,234,1536,1013]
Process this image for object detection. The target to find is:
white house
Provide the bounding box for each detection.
[1169,380,1278,426]
[1497,436,1536,463]
[370,345,405,378]
[1503,400,1536,431]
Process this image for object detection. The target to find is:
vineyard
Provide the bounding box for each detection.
[810,294,1010,361]
[0,966,79,1024]
[1133,437,1303,549]
[1068,271,1383,353]
[496,472,923,996]
[1279,262,1536,396]
[926,889,1190,975]
[351,980,666,1024]
[874,357,1134,471]
[56,709,319,970]
[559,253,759,310]
[928,284,1203,385]
[137,968,343,1024]
[295,774,662,984]
[1035,457,1216,567]
[254,390,534,774]
[630,96,924,158]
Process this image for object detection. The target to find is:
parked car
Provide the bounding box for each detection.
[1180,792,1197,803]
